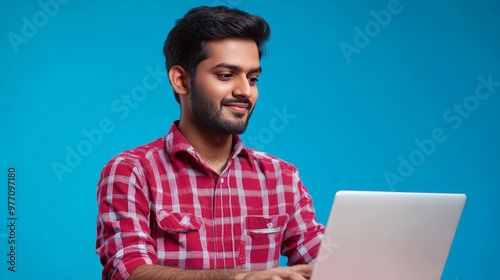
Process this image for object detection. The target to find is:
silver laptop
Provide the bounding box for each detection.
[311,190,466,280]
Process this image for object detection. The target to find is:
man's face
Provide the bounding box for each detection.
[188,38,261,134]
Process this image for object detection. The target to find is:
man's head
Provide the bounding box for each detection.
[164,6,270,134]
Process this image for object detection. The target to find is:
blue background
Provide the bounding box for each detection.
[1,0,499,279]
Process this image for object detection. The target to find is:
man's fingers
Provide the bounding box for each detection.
[271,271,305,280]
[290,264,314,277]
[270,265,311,280]
[242,266,313,280]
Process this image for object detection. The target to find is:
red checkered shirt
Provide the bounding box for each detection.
[96,121,324,280]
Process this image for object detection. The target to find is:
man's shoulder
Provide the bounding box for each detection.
[106,137,166,166]
[245,148,298,172]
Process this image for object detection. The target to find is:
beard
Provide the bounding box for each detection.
[189,82,254,135]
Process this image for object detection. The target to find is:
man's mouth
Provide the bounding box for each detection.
[224,102,249,114]
[222,99,252,114]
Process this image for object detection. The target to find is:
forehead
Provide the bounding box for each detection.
[201,38,260,68]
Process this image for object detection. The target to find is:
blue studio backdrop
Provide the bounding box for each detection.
[1,1,499,279]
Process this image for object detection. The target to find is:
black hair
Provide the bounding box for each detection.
[163,6,271,103]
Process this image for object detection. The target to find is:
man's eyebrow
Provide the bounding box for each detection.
[211,63,262,74]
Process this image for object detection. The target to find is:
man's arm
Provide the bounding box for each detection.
[129,264,314,280]
[281,168,325,265]
[96,157,159,280]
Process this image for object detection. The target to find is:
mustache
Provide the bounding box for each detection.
[221,98,253,108]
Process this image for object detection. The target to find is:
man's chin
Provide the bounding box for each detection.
[221,109,248,121]
[221,119,249,134]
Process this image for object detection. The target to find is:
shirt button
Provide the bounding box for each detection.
[267,223,273,228]
[220,178,224,183]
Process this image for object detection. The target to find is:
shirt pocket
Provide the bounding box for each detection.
[239,215,288,269]
[156,211,203,233]
[155,210,204,267]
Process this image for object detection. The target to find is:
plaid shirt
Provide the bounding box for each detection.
[96,121,324,280]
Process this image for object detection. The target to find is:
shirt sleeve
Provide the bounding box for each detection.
[281,168,325,265]
[96,156,157,280]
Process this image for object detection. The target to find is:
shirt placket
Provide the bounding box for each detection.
[212,174,226,269]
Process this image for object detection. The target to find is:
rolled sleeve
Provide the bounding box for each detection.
[282,169,325,265]
[96,156,157,280]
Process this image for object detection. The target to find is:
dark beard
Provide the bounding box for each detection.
[189,82,254,134]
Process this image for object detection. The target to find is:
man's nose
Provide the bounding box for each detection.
[232,75,252,98]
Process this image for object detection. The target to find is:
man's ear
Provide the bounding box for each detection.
[168,65,190,96]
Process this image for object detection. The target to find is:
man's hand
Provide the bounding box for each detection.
[235,264,314,280]
[129,263,315,280]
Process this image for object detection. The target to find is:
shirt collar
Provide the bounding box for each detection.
[165,121,255,168]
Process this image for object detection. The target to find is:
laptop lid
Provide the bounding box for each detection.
[311,190,466,280]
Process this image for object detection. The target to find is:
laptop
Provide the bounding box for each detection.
[311,190,466,280]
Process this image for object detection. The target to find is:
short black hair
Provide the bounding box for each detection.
[163,6,271,103]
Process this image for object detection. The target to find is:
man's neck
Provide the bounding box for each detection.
[177,119,233,174]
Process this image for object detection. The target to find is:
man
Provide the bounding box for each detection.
[96,6,324,280]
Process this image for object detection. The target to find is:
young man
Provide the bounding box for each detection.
[96,6,324,280]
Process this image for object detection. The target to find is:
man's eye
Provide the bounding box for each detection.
[248,77,259,85]
[216,73,233,80]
